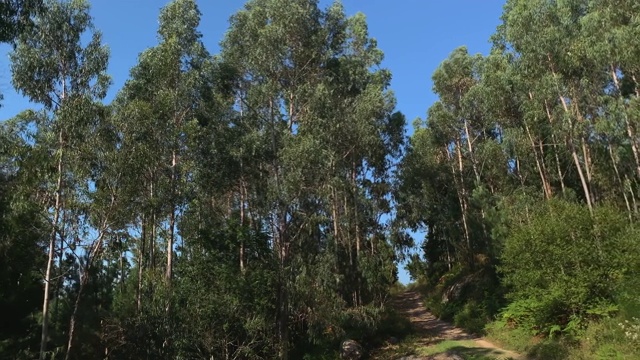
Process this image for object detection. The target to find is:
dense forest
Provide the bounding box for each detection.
[1,0,639,359]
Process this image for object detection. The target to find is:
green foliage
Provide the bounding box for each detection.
[0,173,45,359]
[0,0,42,44]
[5,0,640,359]
[423,270,503,335]
[498,200,639,336]
[454,301,488,335]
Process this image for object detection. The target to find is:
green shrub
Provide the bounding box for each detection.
[485,319,534,352]
[570,315,640,359]
[454,301,487,334]
[377,309,414,339]
[498,200,640,336]
[527,340,569,360]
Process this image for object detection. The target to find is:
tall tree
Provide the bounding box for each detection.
[112,0,212,289]
[9,0,110,358]
[222,1,404,357]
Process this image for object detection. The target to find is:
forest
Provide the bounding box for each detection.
[1,0,639,359]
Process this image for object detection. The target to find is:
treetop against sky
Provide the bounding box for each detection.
[0,0,505,285]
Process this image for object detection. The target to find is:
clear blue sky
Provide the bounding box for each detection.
[0,0,505,284]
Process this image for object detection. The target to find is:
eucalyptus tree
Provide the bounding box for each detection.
[9,0,110,358]
[579,0,640,217]
[498,0,610,213]
[221,0,404,357]
[112,0,214,297]
[0,0,42,44]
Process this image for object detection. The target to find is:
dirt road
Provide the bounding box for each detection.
[377,291,521,360]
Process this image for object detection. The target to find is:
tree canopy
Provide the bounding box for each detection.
[2,0,640,359]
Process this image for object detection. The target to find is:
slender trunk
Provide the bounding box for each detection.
[626,174,638,215]
[351,161,361,307]
[167,210,174,281]
[137,215,146,313]
[150,179,156,269]
[612,65,640,178]
[446,235,452,271]
[524,122,552,199]
[544,100,566,194]
[65,234,104,360]
[240,180,246,273]
[570,140,594,215]
[332,186,339,241]
[448,142,471,254]
[277,276,289,360]
[553,138,566,194]
[275,210,289,360]
[288,92,295,132]
[120,247,125,295]
[40,131,64,360]
[167,151,176,282]
[463,119,481,184]
[270,97,289,360]
[633,73,640,98]
[608,144,632,221]
[574,100,595,202]
[515,157,526,186]
[559,94,593,214]
[581,138,593,185]
[54,208,67,320]
[537,139,553,196]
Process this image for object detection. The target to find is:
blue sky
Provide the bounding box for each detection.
[0,0,505,284]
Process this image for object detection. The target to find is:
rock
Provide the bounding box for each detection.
[340,339,363,360]
[441,273,478,304]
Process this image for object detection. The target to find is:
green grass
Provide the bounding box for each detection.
[484,315,640,360]
[419,339,516,359]
[371,337,516,360]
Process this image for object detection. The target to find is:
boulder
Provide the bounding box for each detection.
[340,339,363,360]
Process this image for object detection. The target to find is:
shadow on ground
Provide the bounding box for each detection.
[371,291,521,360]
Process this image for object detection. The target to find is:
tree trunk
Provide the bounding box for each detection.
[625,174,638,215]
[65,233,104,360]
[558,95,594,214]
[611,65,640,178]
[150,179,156,269]
[543,100,566,194]
[137,215,146,313]
[608,144,632,220]
[351,161,361,307]
[570,139,594,215]
[524,122,552,199]
[167,150,177,282]
[447,140,471,257]
[40,132,64,360]
[240,180,246,273]
[463,119,481,184]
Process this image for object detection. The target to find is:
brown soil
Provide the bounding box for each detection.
[389,291,521,360]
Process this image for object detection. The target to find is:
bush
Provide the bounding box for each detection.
[454,301,487,334]
[570,315,640,359]
[498,200,640,336]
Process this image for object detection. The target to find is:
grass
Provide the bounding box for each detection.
[483,315,640,360]
[371,336,517,360]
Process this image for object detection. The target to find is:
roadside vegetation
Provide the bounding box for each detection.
[396,1,640,358]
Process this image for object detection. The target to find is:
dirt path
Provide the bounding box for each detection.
[383,291,521,360]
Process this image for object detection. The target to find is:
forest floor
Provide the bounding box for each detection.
[371,291,522,360]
